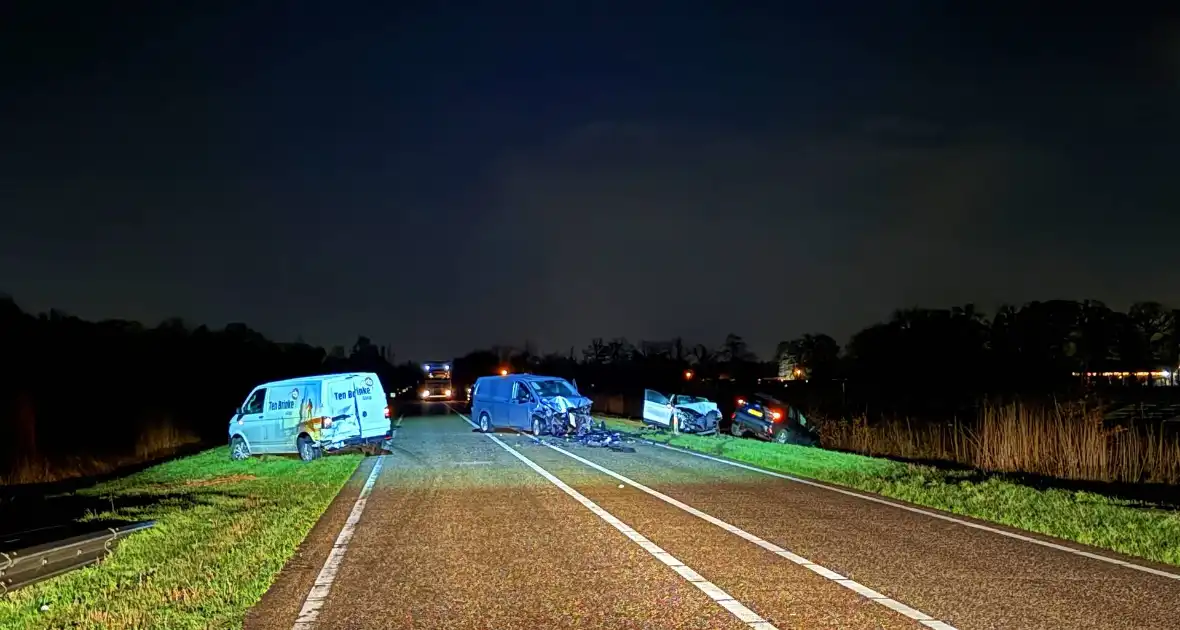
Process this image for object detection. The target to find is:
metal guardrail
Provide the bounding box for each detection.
[0,521,155,596]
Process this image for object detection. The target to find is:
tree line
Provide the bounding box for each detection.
[0,296,418,480]
[782,301,1177,380]
[4,295,1174,479]
[453,300,1179,419]
[456,300,1177,384]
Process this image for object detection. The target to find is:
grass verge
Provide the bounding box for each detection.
[0,447,362,629]
[600,417,1180,568]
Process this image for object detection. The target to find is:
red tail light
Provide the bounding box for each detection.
[770,409,783,421]
[384,406,391,418]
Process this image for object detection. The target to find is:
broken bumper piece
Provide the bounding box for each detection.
[322,433,393,453]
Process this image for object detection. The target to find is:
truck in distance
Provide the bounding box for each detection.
[420,361,453,400]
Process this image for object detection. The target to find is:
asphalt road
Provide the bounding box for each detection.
[247,404,1180,629]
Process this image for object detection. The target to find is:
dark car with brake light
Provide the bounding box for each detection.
[729,393,816,445]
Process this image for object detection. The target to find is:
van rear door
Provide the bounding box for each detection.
[351,374,385,440]
[325,378,361,442]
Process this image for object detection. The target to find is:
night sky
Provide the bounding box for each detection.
[3,2,1179,360]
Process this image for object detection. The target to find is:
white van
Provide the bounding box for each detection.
[228,372,390,461]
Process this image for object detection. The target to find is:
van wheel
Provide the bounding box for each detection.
[297,435,321,462]
[230,436,250,461]
[478,412,492,433]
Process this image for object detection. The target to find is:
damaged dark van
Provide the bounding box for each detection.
[471,374,594,436]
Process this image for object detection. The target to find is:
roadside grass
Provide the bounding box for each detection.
[0,448,362,630]
[600,416,1180,568]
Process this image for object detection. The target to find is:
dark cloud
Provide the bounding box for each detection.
[469,118,1175,356]
[2,2,1179,360]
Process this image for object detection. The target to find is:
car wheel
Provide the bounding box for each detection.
[230,436,250,461]
[730,421,745,437]
[479,412,492,433]
[297,435,320,462]
[704,411,720,433]
[531,415,543,436]
[774,429,791,444]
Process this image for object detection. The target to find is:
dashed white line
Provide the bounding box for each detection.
[523,435,960,629]
[644,440,1180,582]
[464,415,962,630]
[292,415,401,630]
[451,409,779,630]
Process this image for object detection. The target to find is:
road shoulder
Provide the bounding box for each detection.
[245,456,379,630]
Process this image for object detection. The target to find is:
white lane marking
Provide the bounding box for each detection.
[291,415,401,630]
[450,408,779,630]
[493,424,959,629]
[644,440,1180,582]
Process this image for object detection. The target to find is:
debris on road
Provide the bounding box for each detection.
[527,417,637,453]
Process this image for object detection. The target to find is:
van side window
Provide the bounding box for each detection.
[244,389,266,414]
[513,383,534,403]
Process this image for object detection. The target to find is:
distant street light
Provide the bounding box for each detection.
[684,369,694,380]
[500,368,509,376]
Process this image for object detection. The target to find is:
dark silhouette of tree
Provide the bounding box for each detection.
[583,338,608,364]
[689,343,714,367]
[778,333,841,379]
[1074,300,1117,374]
[1129,302,1174,364]
[13,286,1179,483]
[350,336,380,361]
[719,333,753,363]
[605,338,634,364]
[0,297,397,480]
[455,350,499,383]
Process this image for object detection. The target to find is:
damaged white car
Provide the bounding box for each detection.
[641,389,721,434]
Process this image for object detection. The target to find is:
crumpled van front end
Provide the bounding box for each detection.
[530,389,595,435]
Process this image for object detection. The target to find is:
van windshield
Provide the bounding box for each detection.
[531,379,577,398]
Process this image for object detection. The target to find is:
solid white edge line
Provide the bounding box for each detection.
[516,431,960,629]
[643,439,1180,582]
[448,407,779,630]
[291,414,402,630]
